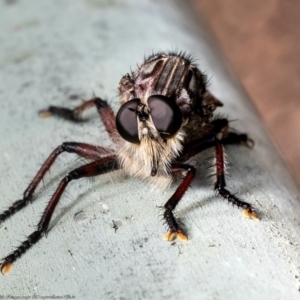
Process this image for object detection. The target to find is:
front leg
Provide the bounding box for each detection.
[0,142,113,224]
[163,164,195,241]
[1,155,118,275]
[214,141,259,219]
[179,136,259,220]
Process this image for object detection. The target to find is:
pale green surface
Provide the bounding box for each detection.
[0,0,300,299]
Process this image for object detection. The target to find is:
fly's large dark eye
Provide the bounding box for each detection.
[148,95,182,138]
[116,99,140,144]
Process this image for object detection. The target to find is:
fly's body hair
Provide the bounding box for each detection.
[117,130,185,190]
[0,51,259,275]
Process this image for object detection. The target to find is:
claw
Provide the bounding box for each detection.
[177,230,188,241]
[39,109,52,119]
[163,230,188,241]
[1,262,13,275]
[241,138,255,149]
[163,231,176,241]
[243,208,260,220]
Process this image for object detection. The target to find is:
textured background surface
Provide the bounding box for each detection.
[0,0,300,299]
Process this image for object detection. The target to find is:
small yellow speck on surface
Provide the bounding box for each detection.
[39,110,52,119]
[243,209,260,220]
[177,231,188,241]
[163,232,176,241]
[1,262,13,275]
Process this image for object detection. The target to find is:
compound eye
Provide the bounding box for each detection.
[148,95,182,138]
[116,99,140,144]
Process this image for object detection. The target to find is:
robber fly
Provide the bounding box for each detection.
[0,51,259,275]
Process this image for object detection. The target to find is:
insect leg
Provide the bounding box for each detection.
[179,136,259,220]
[40,97,121,143]
[178,136,217,162]
[214,141,259,219]
[210,118,254,148]
[180,120,253,163]
[40,98,97,121]
[0,143,113,224]
[95,98,121,144]
[163,164,195,241]
[221,132,254,148]
[0,155,118,275]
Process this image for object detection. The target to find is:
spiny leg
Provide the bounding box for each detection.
[214,141,259,220]
[0,155,118,275]
[179,135,259,219]
[40,97,121,143]
[0,142,113,225]
[163,164,195,241]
